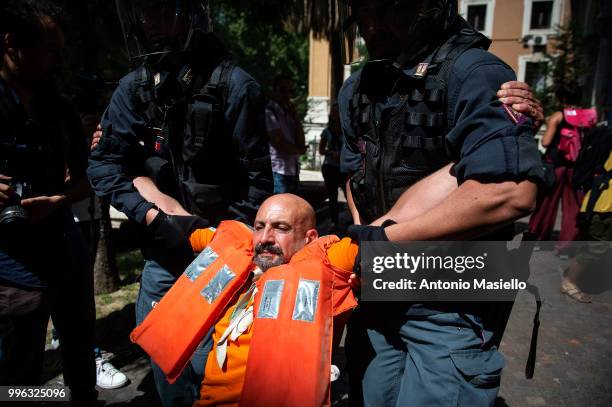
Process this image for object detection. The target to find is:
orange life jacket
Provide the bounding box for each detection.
[130,220,255,384]
[239,235,342,407]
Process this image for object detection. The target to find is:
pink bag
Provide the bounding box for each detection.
[558,108,598,162]
[563,108,598,128]
[558,127,581,162]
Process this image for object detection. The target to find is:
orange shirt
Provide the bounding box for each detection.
[196,284,254,407]
[188,229,357,406]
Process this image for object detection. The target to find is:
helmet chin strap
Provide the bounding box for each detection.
[393,0,459,68]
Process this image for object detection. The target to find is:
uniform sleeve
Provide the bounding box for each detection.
[338,73,362,174]
[87,75,155,224]
[225,72,273,223]
[446,50,544,184]
[189,227,216,252]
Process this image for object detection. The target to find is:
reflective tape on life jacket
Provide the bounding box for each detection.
[240,235,346,407]
[130,220,254,384]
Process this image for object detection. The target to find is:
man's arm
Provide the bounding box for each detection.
[21,176,91,224]
[384,179,536,241]
[21,101,92,223]
[382,53,543,241]
[87,75,157,225]
[345,178,362,225]
[133,177,190,216]
[371,163,457,226]
[541,112,563,148]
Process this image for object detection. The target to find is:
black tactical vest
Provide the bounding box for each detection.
[132,54,237,222]
[348,24,491,224]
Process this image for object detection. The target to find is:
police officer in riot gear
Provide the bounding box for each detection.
[337,1,545,405]
[87,1,272,405]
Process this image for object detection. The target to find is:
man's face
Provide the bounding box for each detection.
[11,16,65,87]
[252,195,317,272]
[140,3,189,46]
[352,0,428,60]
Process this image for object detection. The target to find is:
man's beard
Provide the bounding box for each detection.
[253,242,286,272]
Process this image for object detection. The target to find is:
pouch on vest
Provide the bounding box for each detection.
[183,96,219,163]
[130,220,254,384]
[240,236,357,407]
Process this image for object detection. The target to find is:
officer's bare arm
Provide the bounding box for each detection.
[133,177,191,217]
[383,179,537,241]
[371,163,458,226]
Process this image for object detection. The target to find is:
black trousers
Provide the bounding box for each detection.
[322,164,345,224]
[0,216,97,405]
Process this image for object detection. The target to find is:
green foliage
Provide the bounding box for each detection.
[57,0,310,117]
[213,2,309,117]
[350,41,370,74]
[535,24,588,115]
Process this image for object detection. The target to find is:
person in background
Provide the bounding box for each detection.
[0,1,96,404]
[266,74,307,193]
[561,128,612,302]
[50,72,129,390]
[319,103,346,228]
[528,89,586,256]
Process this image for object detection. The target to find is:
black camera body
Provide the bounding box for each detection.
[0,180,31,226]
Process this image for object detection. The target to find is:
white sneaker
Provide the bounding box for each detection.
[96,358,128,389]
[330,365,340,382]
[49,338,60,350]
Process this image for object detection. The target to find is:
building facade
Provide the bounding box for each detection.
[460,0,571,93]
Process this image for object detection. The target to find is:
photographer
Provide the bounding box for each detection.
[0,1,96,404]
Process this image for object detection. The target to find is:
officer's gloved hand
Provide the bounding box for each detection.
[347,219,397,278]
[147,212,209,276]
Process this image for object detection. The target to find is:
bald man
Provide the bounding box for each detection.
[184,194,357,406]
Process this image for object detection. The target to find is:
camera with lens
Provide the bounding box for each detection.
[0,149,33,226]
[0,179,31,226]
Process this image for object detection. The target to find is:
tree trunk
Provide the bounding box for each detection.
[93,197,120,295]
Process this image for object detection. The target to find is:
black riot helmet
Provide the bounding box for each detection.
[339,0,458,65]
[115,0,212,61]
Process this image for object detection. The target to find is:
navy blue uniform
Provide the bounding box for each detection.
[339,48,543,406]
[88,66,271,225]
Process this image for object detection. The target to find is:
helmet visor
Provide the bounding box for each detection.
[115,0,211,60]
[339,1,456,65]
[339,0,402,65]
